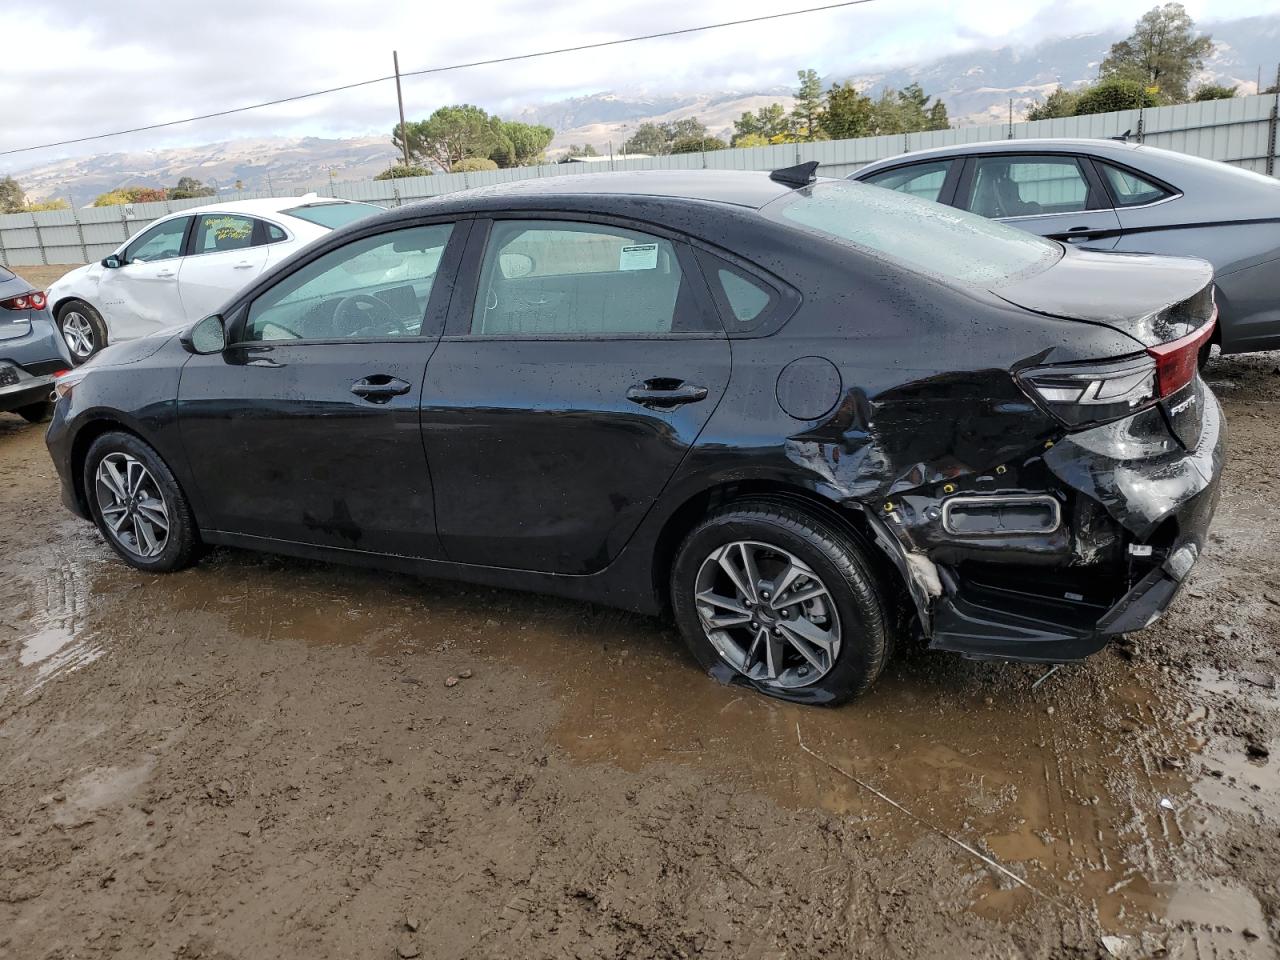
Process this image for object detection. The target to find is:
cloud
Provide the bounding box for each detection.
[0,0,1268,169]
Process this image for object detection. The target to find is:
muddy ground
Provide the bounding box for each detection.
[1,350,1278,960]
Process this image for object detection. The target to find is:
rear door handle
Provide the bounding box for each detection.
[626,379,709,409]
[234,261,255,269]
[155,269,176,278]
[351,375,411,403]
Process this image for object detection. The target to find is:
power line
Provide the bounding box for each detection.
[1,0,883,158]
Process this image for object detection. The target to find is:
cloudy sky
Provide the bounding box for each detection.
[1,0,1272,169]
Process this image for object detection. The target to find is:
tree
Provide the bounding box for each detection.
[0,176,25,214]
[1073,77,1161,115]
[819,82,874,140]
[731,104,791,145]
[1192,83,1236,101]
[1027,86,1082,121]
[394,105,497,171]
[730,132,771,148]
[451,157,499,173]
[1099,3,1213,103]
[669,135,727,154]
[490,120,554,167]
[25,198,68,211]
[791,69,824,140]
[621,122,668,155]
[169,176,215,199]
[93,186,168,206]
[560,144,600,162]
[374,164,433,180]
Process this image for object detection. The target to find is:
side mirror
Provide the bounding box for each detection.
[102,255,122,269]
[180,314,227,355]
[499,252,535,279]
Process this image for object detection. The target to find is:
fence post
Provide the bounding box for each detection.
[0,222,8,266]
[1268,64,1280,177]
[32,215,48,266]
[1137,105,1145,144]
[72,205,88,264]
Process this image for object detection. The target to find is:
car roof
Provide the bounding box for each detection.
[168,195,373,219]
[409,170,796,213]
[851,138,1163,176]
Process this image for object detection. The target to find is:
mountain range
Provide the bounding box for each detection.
[8,12,1279,205]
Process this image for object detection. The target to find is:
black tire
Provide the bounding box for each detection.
[16,400,54,423]
[56,300,108,364]
[670,499,891,705]
[83,431,201,573]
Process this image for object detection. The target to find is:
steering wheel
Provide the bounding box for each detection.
[333,293,396,337]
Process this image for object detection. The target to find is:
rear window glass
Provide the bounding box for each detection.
[283,202,382,229]
[0,265,14,282]
[767,180,1061,287]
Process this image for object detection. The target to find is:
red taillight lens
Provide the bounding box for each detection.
[0,290,46,311]
[1147,311,1216,398]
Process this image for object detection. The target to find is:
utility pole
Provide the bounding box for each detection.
[394,51,411,169]
[1008,98,1014,139]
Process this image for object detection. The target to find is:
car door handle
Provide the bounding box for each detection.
[626,379,709,409]
[351,375,411,403]
[155,269,176,278]
[233,261,255,269]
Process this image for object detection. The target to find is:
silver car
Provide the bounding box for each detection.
[851,139,1280,357]
[1,264,72,422]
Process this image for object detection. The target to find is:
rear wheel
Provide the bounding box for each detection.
[670,500,891,704]
[16,400,54,423]
[57,301,107,364]
[83,431,200,572]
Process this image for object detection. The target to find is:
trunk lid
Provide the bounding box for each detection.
[994,248,1215,348]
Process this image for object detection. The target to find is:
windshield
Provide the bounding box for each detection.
[283,202,382,230]
[766,180,1061,287]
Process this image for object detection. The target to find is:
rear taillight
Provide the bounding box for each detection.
[1018,355,1158,428]
[1018,311,1216,429]
[1148,312,1215,398]
[0,290,47,311]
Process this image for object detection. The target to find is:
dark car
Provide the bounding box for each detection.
[850,139,1280,358]
[45,167,1223,704]
[1,265,72,422]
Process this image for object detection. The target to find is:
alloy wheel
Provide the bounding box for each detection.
[94,453,170,558]
[693,540,842,688]
[61,311,96,359]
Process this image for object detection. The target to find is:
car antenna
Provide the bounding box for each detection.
[1109,129,1132,142]
[769,161,820,187]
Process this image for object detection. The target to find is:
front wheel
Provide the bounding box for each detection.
[670,500,891,705]
[83,431,201,572]
[57,301,107,364]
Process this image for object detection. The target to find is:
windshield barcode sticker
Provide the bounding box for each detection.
[619,243,659,271]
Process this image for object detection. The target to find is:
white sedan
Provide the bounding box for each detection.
[47,195,382,361]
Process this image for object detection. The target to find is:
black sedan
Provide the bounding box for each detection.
[851,139,1280,358]
[45,167,1224,703]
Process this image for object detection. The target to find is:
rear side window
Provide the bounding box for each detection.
[862,160,953,203]
[769,180,1060,288]
[472,221,708,336]
[1098,163,1173,207]
[696,254,784,335]
[265,223,288,243]
[967,156,1098,217]
[284,202,382,229]
[193,214,256,254]
[0,265,14,282]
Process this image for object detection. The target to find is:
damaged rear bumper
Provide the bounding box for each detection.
[874,387,1225,664]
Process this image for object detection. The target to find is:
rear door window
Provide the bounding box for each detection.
[862,160,954,203]
[193,213,258,254]
[472,221,712,336]
[966,156,1101,218]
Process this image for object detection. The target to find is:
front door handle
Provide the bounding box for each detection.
[626,379,709,409]
[155,269,176,278]
[351,375,411,403]
[234,261,255,269]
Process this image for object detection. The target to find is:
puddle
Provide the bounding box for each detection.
[4,542,1275,950]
